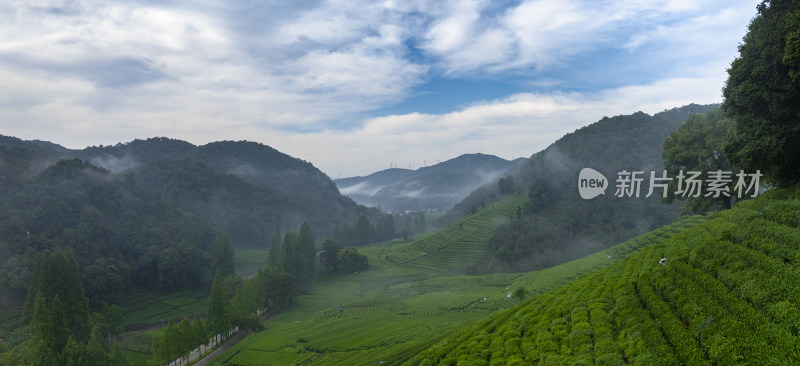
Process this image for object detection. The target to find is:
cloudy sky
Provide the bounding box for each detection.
[1,0,759,177]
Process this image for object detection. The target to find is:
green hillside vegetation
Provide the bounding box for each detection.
[406,189,800,365]
[382,194,529,274]
[0,155,219,300]
[212,205,705,365]
[445,104,717,274]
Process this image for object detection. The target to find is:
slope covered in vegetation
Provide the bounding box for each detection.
[447,104,717,273]
[214,209,706,365]
[406,189,800,365]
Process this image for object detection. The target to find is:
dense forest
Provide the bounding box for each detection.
[449,104,718,272]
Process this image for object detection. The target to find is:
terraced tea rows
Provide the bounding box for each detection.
[406,190,800,365]
[386,194,528,273]
[216,201,710,365]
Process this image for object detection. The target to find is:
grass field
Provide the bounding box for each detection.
[214,199,705,365]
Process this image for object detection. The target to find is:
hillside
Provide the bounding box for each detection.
[336,153,519,211]
[0,150,220,307]
[213,202,708,365]
[445,104,718,272]
[0,135,372,245]
[406,189,800,365]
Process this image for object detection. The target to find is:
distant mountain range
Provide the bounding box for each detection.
[335,153,523,211]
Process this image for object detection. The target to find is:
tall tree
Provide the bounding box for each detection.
[297,222,316,283]
[354,214,371,244]
[212,235,235,277]
[722,0,800,187]
[320,239,342,274]
[280,231,299,280]
[207,268,230,340]
[267,225,281,271]
[22,249,90,342]
[662,109,735,212]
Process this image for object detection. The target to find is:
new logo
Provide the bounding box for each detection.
[578,168,608,199]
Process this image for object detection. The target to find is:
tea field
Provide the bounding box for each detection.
[406,190,800,365]
[214,197,704,365]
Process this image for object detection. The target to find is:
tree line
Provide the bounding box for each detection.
[333,212,429,245]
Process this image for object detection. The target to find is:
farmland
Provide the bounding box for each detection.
[214,196,704,365]
[406,189,800,365]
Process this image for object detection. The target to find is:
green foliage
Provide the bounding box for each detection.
[0,152,218,299]
[336,248,369,274]
[407,189,800,364]
[320,239,342,274]
[662,108,735,212]
[480,105,718,272]
[722,0,800,187]
[212,235,236,277]
[22,249,90,343]
[207,269,230,337]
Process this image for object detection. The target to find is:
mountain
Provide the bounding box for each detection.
[0,135,376,303]
[407,189,800,364]
[336,153,521,211]
[69,137,372,244]
[0,148,220,305]
[443,104,719,272]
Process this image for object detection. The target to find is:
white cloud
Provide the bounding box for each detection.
[271,71,727,177]
[0,0,760,177]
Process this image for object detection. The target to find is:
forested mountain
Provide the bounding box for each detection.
[0,148,219,307]
[336,153,520,210]
[0,136,372,248]
[0,135,376,309]
[445,104,719,272]
[76,138,371,242]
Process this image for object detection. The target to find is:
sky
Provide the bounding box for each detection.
[0,0,760,177]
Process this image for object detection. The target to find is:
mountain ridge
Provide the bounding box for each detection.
[335,153,522,211]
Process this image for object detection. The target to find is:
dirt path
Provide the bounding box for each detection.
[191,330,251,366]
[189,307,281,366]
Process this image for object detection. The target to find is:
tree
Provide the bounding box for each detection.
[22,249,90,343]
[320,239,342,274]
[207,269,230,340]
[722,0,800,187]
[498,175,515,194]
[297,222,316,284]
[281,231,299,280]
[336,248,369,274]
[267,232,280,271]
[662,109,735,212]
[192,312,207,354]
[265,271,296,307]
[354,214,371,244]
[212,235,235,277]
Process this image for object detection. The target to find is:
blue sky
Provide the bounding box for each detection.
[0,0,759,176]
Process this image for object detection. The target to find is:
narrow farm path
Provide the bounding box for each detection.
[191,308,280,366]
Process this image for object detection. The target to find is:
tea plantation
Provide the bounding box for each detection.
[215,195,707,365]
[405,189,800,365]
